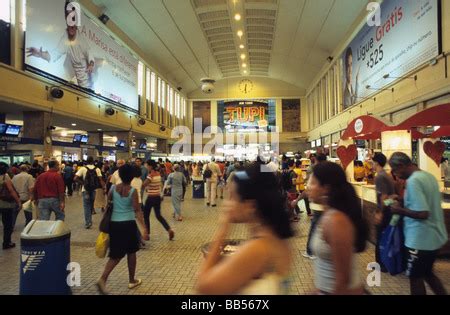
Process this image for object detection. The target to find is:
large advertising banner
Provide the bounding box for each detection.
[218,100,276,133]
[342,0,440,110]
[25,0,139,111]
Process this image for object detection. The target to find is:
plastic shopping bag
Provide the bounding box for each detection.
[95,232,110,258]
[379,215,405,276]
[22,200,34,213]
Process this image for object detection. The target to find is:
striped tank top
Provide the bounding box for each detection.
[145,170,162,197]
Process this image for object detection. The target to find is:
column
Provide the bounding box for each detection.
[23,111,53,159]
[157,138,168,154]
[87,131,103,160]
[115,131,133,161]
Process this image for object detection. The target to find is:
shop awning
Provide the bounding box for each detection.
[341,115,390,140]
[430,126,450,138]
[395,104,450,130]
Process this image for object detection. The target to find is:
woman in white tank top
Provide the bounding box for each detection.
[196,163,294,295]
[306,162,369,295]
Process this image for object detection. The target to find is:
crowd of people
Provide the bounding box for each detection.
[0,150,448,295]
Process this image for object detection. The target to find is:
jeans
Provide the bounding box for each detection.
[38,198,65,221]
[306,210,323,256]
[83,190,96,226]
[64,178,73,196]
[304,198,311,215]
[143,196,171,233]
[0,208,14,246]
[205,179,217,205]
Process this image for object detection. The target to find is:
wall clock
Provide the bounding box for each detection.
[239,79,253,94]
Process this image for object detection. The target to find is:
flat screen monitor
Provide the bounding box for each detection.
[116,140,126,148]
[5,124,22,136]
[73,134,82,143]
[139,143,147,150]
[80,135,89,144]
[0,124,7,135]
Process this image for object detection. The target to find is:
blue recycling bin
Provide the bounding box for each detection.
[193,180,205,199]
[20,220,71,295]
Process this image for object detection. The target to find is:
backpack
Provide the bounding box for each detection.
[0,175,15,202]
[203,164,213,179]
[84,167,100,192]
[281,169,295,191]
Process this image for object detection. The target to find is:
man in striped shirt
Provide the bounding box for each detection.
[143,160,174,241]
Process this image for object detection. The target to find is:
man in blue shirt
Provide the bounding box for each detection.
[389,152,448,295]
[135,158,148,182]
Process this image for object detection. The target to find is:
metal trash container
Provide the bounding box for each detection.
[193,180,205,199]
[20,220,71,295]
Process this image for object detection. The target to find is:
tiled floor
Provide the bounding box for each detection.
[0,187,449,295]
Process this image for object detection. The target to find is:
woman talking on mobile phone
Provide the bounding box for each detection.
[196,163,294,295]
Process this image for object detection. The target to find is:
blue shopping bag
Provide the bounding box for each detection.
[379,215,405,276]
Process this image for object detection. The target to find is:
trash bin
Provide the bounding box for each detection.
[20,220,71,295]
[193,180,205,199]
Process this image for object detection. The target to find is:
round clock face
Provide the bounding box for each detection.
[239,79,253,94]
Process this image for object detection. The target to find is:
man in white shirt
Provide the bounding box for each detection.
[74,157,104,229]
[203,158,221,207]
[26,1,95,89]
[110,159,126,186]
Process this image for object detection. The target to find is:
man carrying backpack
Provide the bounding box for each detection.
[74,156,104,229]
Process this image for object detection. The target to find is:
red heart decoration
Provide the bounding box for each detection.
[336,145,358,170]
[423,141,446,167]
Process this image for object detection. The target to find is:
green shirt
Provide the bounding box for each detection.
[404,171,448,251]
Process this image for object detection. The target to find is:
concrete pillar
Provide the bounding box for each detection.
[87,131,103,160]
[23,111,53,159]
[157,138,168,154]
[115,131,133,161]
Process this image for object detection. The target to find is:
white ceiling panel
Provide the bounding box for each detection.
[91,0,368,93]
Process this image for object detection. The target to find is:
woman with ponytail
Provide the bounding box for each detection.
[307,162,368,295]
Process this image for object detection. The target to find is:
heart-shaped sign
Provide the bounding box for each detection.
[336,144,358,170]
[423,141,446,167]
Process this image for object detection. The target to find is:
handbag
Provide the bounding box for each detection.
[99,201,113,233]
[95,232,110,258]
[0,175,15,202]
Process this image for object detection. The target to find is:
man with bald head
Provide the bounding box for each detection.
[110,159,126,186]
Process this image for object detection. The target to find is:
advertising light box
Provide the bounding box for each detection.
[217,100,276,133]
[342,0,440,110]
[24,0,139,112]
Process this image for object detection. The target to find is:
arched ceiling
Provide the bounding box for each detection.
[92,0,369,94]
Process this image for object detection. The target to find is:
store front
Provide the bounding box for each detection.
[336,104,450,255]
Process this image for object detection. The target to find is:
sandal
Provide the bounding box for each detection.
[128,279,142,290]
[96,279,109,295]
